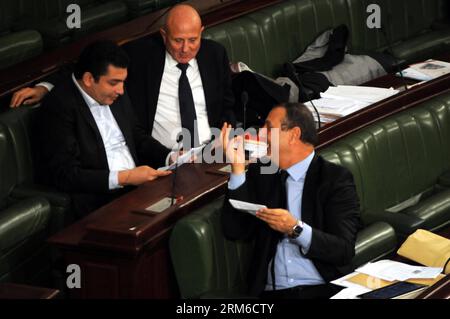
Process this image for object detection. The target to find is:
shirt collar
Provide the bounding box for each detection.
[165,51,197,70]
[71,73,106,108]
[285,151,315,182]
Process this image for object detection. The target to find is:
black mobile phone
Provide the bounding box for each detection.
[357,282,427,299]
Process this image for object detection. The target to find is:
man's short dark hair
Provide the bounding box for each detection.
[74,40,129,81]
[279,103,318,146]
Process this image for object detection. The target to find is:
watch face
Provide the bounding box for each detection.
[293,225,303,236]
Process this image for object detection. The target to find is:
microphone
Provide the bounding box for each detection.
[286,63,321,129]
[170,134,183,206]
[241,91,249,131]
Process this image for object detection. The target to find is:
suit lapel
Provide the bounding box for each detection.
[69,80,104,147]
[196,42,214,125]
[301,155,320,226]
[147,41,166,131]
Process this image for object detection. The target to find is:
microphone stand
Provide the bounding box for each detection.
[170,136,183,206]
[286,63,322,129]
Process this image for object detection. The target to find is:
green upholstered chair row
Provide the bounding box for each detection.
[0,106,72,285]
[320,92,450,238]
[124,0,184,18]
[0,1,43,69]
[13,0,129,49]
[203,0,450,78]
[0,0,184,68]
[170,92,450,298]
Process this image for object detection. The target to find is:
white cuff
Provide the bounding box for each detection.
[36,82,54,92]
[109,171,121,190]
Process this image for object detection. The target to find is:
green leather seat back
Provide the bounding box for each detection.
[204,0,450,77]
[203,0,352,78]
[124,0,184,17]
[347,0,450,60]
[0,124,17,208]
[319,92,450,233]
[170,196,255,298]
[0,106,72,232]
[0,1,43,69]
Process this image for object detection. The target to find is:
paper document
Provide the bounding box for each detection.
[305,85,398,124]
[330,286,371,299]
[229,199,266,216]
[397,59,450,81]
[158,144,205,171]
[356,259,443,282]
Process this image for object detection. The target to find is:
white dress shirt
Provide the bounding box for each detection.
[71,74,136,190]
[152,52,211,149]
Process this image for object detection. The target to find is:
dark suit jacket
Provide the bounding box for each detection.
[221,155,361,296]
[39,77,170,216]
[123,35,236,133]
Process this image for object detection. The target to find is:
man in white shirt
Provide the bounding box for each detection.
[39,41,171,217]
[11,4,236,151]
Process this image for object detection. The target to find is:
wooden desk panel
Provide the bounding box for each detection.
[49,163,228,298]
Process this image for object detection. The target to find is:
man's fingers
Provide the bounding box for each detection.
[10,92,25,107]
[24,97,39,105]
[155,170,172,176]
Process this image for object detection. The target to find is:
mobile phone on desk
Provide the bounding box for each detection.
[357,282,427,299]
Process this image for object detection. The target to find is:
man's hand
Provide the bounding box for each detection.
[221,122,245,174]
[119,166,171,186]
[256,208,297,235]
[10,86,49,108]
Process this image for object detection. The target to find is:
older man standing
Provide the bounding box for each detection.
[11,4,235,150]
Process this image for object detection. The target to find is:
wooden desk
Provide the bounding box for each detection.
[49,163,229,298]
[49,63,450,299]
[0,283,59,299]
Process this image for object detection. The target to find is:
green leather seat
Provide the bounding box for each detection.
[0,1,43,69]
[170,197,256,299]
[124,0,183,18]
[0,122,52,284]
[203,0,450,77]
[319,92,450,238]
[0,106,72,233]
[14,0,128,48]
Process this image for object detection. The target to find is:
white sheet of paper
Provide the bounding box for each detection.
[356,259,443,282]
[330,286,371,299]
[228,199,266,216]
[158,145,205,171]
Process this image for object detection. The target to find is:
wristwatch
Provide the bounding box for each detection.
[289,220,304,239]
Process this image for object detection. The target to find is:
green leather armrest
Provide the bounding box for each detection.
[363,211,424,236]
[352,222,397,268]
[10,185,70,208]
[0,197,50,252]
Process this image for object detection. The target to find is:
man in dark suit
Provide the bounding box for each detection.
[123,4,235,149]
[39,41,171,218]
[11,4,235,150]
[220,103,361,299]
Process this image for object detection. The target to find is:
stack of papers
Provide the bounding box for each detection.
[331,259,444,299]
[397,59,450,81]
[356,260,442,282]
[305,85,399,123]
